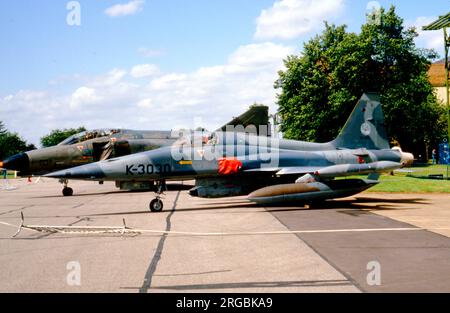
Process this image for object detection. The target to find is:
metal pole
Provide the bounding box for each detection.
[445,27,449,179]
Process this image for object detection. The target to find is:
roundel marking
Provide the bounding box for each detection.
[360,122,371,136]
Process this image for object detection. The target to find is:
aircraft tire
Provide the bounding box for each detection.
[62,187,73,197]
[149,199,163,212]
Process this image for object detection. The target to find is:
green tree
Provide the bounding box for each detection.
[40,127,86,147]
[276,6,446,159]
[0,122,36,160]
[0,121,7,136]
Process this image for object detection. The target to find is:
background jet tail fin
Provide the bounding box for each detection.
[217,105,270,136]
[331,93,390,150]
[367,173,381,181]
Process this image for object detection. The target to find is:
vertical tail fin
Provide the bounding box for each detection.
[331,93,390,150]
[217,105,269,136]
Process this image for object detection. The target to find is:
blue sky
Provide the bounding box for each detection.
[0,0,274,93]
[0,0,446,145]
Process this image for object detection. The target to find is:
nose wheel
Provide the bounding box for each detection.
[149,198,164,212]
[62,186,73,197]
[60,179,73,197]
[149,180,166,212]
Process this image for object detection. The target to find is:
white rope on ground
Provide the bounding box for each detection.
[0,174,47,191]
[0,179,17,190]
[2,215,450,238]
[0,221,19,228]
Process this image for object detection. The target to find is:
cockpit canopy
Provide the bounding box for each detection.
[173,130,251,147]
[58,129,121,146]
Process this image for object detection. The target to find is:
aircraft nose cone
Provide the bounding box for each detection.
[401,152,414,167]
[1,153,30,174]
[44,163,105,180]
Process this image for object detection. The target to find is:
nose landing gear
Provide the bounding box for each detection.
[60,179,73,196]
[149,180,166,212]
[149,198,163,212]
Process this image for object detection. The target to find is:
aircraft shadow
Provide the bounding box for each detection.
[81,196,428,217]
[153,269,232,277]
[30,183,194,199]
[23,193,430,220]
[85,202,257,217]
[264,196,429,213]
[121,279,352,291]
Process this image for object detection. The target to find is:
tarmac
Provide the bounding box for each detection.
[0,178,449,293]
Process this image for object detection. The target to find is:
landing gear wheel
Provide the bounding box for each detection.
[149,198,164,212]
[148,180,166,212]
[62,187,73,197]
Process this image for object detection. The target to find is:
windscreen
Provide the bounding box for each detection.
[57,129,120,145]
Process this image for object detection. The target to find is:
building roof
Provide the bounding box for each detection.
[428,62,447,87]
[423,13,450,30]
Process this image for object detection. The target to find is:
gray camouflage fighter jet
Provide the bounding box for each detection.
[45,93,413,211]
[1,105,269,196]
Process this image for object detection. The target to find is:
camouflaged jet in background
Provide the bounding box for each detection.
[45,93,414,211]
[1,105,269,196]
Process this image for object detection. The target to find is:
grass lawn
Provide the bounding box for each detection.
[348,165,450,193]
[368,174,450,193]
[3,172,17,179]
[402,164,450,178]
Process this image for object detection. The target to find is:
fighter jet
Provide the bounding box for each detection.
[44,93,414,211]
[1,105,269,196]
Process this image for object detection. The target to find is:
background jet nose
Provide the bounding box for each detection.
[401,152,414,167]
[1,153,30,174]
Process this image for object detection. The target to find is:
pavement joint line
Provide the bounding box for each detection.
[139,191,181,293]
[0,205,34,216]
[267,209,366,292]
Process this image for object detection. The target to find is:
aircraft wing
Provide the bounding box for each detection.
[275,166,325,175]
[313,161,402,177]
[244,161,402,177]
[244,167,281,173]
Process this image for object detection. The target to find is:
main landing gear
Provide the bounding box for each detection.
[60,179,73,197]
[149,180,166,212]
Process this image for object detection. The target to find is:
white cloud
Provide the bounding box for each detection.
[3,95,13,101]
[105,0,145,17]
[138,47,165,58]
[137,98,153,108]
[70,87,101,108]
[130,64,160,78]
[227,42,292,72]
[144,42,294,123]
[92,68,127,87]
[15,90,47,102]
[409,16,445,56]
[1,42,294,145]
[149,73,188,91]
[254,0,344,40]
